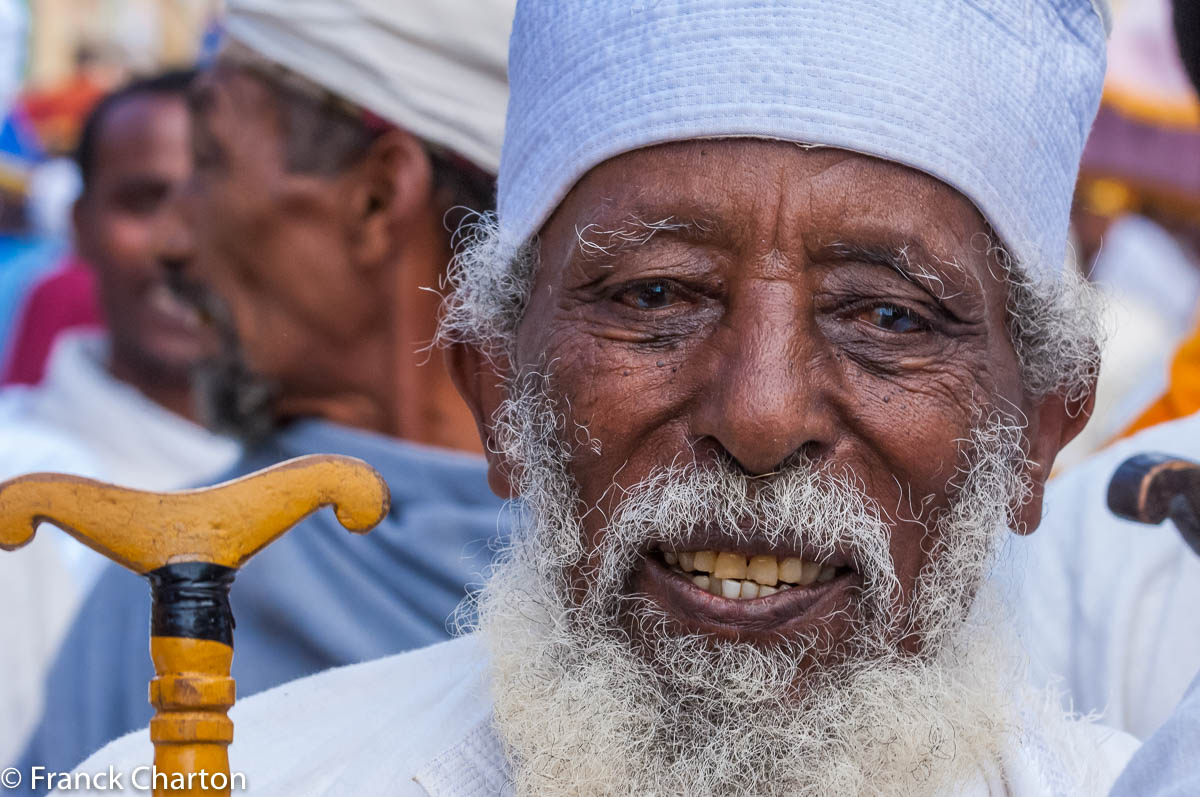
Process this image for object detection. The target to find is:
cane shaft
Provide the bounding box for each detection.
[147,562,237,797]
[149,637,234,796]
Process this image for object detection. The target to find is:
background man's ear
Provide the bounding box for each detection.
[1014,378,1097,534]
[445,341,516,499]
[347,128,432,269]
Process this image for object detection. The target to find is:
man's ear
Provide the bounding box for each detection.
[1014,377,1097,534]
[445,341,516,499]
[346,128,432,269]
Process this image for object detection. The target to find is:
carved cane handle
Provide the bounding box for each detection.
[0,454,389,571]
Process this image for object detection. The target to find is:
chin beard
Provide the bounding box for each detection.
[192,342,279,446]
[474,370,1042,796]
[180,285,280,446]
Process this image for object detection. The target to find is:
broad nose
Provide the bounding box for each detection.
[689,287,838,475]
[153,186,196,277]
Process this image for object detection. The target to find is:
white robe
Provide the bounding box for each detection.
[997,408,1200,741]
[53,635,1137,796]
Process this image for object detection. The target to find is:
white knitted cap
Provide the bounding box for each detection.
[499,0,1109,276]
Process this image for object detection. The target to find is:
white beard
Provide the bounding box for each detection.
[475,371,1040,796]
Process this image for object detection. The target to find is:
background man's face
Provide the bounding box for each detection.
[180,65,373,394]
[74,92,215,379]
[511,139,1036,659]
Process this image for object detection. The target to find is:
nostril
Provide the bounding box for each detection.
[699,440,822,479]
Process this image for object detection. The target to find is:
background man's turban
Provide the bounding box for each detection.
[224,0,515,173]
[499,0,1111,277]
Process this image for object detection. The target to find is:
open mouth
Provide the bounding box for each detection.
[654,549,849,599]
[147,282,204,329]
[634,546,861,637]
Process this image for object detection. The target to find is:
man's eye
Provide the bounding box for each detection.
[859,304,928,333]
[615,280,680,310]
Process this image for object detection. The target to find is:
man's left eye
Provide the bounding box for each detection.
[859,304,928,333]
[615,280,680,310]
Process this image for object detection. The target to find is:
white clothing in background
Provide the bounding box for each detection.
[0,331,240,497]
[1000,409,1200,740]
[0,331,239,765]
[58,634,1137,796]
[0,426,97,767]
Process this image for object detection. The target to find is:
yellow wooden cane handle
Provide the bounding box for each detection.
[0,454,390,572]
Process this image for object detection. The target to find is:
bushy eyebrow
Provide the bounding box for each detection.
[823,241,965,302]
[574,214,718,260]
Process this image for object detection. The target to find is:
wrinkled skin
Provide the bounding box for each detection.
[454,139,1091,656]
[74,92,216,397]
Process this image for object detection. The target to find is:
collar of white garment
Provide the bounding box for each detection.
[413,719,510,797]
[37,330,239,488]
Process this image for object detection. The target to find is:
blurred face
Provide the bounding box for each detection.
[472,140,1075,794]
[75,92,214,379]
[180,64,375,395]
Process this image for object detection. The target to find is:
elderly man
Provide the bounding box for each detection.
[62,0,1135,794]
[19,0,513,782]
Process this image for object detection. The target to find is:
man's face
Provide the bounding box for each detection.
[75,92,214,378]
[468,140,1083,794]
[509,139,1031,653]
[180,65,371,393]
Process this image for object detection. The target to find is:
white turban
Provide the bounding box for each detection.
[499,0,1112,278]
[223,0,514,174]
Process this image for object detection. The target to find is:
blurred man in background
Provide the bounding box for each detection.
[0,69,239,489]
[1107,12,1200,793]
[0,69,240,518]
[20,0,514,779]
[1050,0,1200,470]
[1000,0,1200,750]
[0,69,239,768]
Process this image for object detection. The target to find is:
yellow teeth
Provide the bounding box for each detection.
[662,549,839,598]
[713,552,746,579]
[747,555,778,587]
[778,557,804,583]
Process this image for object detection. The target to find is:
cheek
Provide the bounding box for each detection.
[529,324,696,518]
[845,373,977,499]
[98,214,156,267]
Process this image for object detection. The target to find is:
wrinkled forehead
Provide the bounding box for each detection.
[539,140,997,283]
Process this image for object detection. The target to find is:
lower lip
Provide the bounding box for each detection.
[632,555,861,640]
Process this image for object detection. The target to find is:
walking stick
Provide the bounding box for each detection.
[0,454,390,796]
[1107,452,1200,556]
